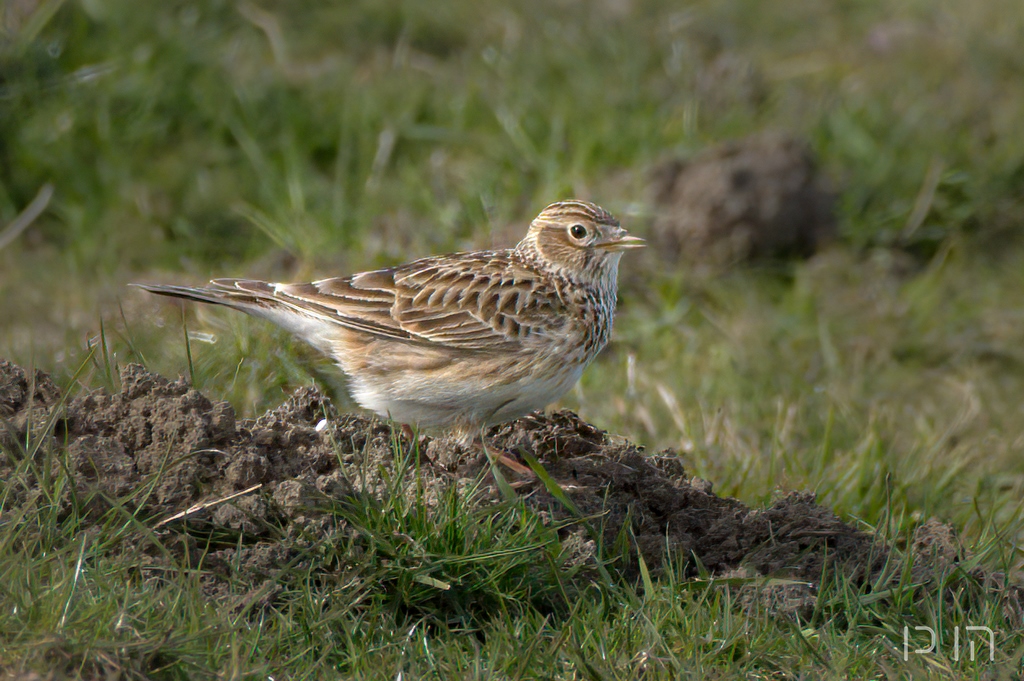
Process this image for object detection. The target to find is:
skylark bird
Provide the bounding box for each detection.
[136,200,643,445]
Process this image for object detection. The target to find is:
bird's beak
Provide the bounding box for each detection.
[597,232,646,251]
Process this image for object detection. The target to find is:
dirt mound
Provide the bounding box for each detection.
[648,131,837,267]
[1,360,1016,619]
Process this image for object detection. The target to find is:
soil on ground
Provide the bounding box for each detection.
[1,359,1020,620]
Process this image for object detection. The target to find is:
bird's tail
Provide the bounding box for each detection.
[131,279,279,312]
[132,278,343,356]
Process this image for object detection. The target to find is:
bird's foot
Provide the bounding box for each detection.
[479,438,535,482]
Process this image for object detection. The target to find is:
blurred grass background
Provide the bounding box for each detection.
[3,0,1024,677]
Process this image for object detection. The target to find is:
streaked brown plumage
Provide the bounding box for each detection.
[136,200,643,443]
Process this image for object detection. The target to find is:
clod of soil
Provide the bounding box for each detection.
[648,131,837,266]
[1,360,1020,620]
[0,359,61,442]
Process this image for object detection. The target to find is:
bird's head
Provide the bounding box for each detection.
[518,200,644,286]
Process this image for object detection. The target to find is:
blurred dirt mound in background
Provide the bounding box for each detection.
[2,359,1019,619]
[648,131,837,267]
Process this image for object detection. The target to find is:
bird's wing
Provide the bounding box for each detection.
[237,252,567,351]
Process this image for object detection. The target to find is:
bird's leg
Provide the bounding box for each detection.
[475,428,534,478]
[400,423,433,464]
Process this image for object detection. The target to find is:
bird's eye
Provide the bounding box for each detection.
[569,224,588,241]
